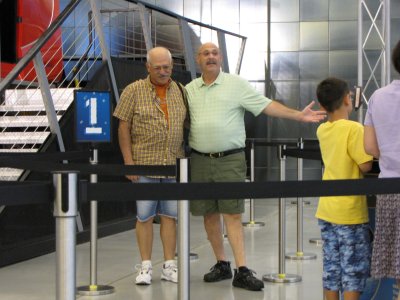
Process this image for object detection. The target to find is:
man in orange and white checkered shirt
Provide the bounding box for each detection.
[113,46,187,285]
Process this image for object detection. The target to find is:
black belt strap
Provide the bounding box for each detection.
[191,148,245,158]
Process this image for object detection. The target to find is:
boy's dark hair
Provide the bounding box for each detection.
[392,40,400,74]
[316,77,349,113]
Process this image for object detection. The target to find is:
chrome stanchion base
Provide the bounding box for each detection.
[263,273,302,283]
[285,252,317,260]
[189,253,199,260]
[175,253,199,261]
[243,221,265,227]
[291,200,310,205]
[309,238,323,245]
[77,284,115,296]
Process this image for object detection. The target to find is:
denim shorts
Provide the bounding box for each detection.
[318,219,371,292]
[135,176,177,222]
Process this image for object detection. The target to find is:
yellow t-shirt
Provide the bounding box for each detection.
[316,119,373,224]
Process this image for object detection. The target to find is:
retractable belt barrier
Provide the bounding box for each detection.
[0,151,399,204]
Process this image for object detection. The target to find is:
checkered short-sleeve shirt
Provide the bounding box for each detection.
[113,76,187,166]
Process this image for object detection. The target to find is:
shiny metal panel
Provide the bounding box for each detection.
[329,50,358,79]
[299,80,319,106]
[271,52,299,80]
[299,51,328,79]
[330,21,357,50]
[300,0,328,21]
[300,22,328,50]
[329,0,357,21]
[270,0,300,22]
[271,23,299,51]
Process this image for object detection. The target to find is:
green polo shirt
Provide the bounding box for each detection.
[185,72,271,153]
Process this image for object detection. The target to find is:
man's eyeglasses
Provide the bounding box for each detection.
[150,64,172,72]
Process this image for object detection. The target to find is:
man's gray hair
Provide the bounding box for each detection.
[146,47,172,64]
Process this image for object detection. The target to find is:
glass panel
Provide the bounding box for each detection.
[240,0,269,23]
[271,23,299,51]
[184,0,202,20]
[329,0,357,21]
[300,0,328,21]
[241,50,268,80]
[270,0,300,22]
[199,0,212,24]
[155,0,184,14]
[271,52,299,80]
[240,23,268,52]
[300,22,328,50]
[299,51,328,79]
[330,21,357,50]
[212,0,239,28]
[329,50,357,79]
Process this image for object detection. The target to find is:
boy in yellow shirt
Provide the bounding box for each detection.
[316,77,373,300]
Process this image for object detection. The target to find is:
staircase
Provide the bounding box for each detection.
[0,88,75,180]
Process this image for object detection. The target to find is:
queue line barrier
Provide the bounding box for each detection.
[284,138,318,261]
[1,152,400,300]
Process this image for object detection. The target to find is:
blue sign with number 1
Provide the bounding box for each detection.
[74,90,111,143]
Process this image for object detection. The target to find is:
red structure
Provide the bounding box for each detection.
[0,0,63,83]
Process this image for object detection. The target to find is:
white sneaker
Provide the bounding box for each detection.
[135,263,152,285]
[161,261,178,283]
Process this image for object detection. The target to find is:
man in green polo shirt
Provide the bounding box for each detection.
[185,42,326,291]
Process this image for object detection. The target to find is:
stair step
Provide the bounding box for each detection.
[0,149,38,152]
[0,116,60,127]
[0,132,50,144]
[0,103,70,112]
[5,87,76,105]
[1,87,76,112]
[0,168,24,181]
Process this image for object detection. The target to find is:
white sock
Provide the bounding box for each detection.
[142,260,152,267]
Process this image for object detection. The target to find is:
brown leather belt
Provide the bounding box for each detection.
[191,148,245,158]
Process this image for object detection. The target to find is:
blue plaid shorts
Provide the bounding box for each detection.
[318,219,371,292]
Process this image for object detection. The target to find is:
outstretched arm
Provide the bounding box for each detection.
[262,100,326,123]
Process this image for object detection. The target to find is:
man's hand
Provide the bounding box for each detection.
[125,162,139,182]
[299,101,326,123]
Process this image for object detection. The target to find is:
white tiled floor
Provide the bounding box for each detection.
[0,198,323,300]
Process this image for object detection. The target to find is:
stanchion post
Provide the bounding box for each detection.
[310,158,324,245]
[286,139,317,260]
[53,171,78,300]
[77,148,114,295]
[263,145,301,283]
[243,140,265,227]
[178,158,190,300]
